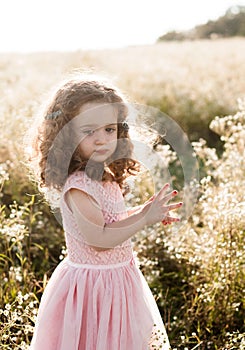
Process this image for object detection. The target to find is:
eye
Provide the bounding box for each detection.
[105,127,116,133]
[82,129,94,136]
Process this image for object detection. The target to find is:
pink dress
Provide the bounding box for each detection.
[30,171,170,350]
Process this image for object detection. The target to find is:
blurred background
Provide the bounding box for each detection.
[0,1,244,349]
[1,0,245,51]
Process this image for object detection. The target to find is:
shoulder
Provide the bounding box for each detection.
[63,171,90,191]
[62,171,102,205]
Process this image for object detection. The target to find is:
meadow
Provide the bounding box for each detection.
[0,38,244,349]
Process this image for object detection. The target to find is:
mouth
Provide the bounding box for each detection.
[94,149,109,155]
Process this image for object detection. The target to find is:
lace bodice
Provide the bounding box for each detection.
[60,171,133,265]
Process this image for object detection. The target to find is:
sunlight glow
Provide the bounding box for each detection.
[0,0,244,52]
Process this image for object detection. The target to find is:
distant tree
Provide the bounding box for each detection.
[195,6,245,38]
[157,5,245,41]
[157,30,186,41]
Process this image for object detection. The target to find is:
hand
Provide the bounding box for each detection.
[141,184,182,226]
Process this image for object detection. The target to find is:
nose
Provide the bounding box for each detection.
[94,128,107,145]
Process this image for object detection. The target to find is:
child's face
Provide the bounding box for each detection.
[76,102,118,163]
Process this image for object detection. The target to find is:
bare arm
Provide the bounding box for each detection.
[127,205,143,216]
[66,184,182,249]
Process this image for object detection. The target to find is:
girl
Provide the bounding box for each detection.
[28,74,182,350]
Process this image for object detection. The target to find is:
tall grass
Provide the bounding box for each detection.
[130,101,245,349]
[0,38,244,349]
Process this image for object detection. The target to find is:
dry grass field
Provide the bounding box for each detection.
[0,38,244,349]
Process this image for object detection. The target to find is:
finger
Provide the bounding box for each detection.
[162,216,180,224]
[165,202,183,211]
[155,183,170,200]
[146,195,155,203]
[160,190,178,205]
[166,215,180,222]
[162,216,180,225]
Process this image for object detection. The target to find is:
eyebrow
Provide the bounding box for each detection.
[80,123,118,128]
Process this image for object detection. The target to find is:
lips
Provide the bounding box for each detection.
[94,149,109,155]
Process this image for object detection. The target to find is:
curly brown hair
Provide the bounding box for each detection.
[28,74,140,194]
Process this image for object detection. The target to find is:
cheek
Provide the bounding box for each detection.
[110,137,118,152]
[79,139,91,155]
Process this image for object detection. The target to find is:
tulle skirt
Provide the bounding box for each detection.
[30,258,170,350]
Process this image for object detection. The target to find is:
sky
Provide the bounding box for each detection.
[0,0,245,52]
